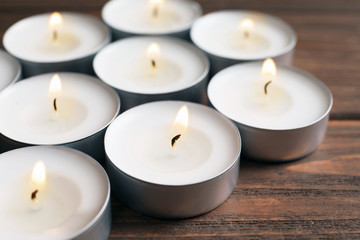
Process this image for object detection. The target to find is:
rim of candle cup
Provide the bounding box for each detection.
[0,146,111,239]
[190,10,297,61]
[105,100,241,187]
[93,36,210,95]
[0,50,22,92]
[0,72,121,145]
[3,12,111,63]
[208,62,333,132]
[102,0,202,35]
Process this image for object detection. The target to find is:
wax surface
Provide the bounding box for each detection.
[0,146,109,240]
[208,63,332,130]
[0,51,20,92]
[0,73,119,144]
[105,101,240,185]
[94,37,208,94]
[3,12,109,62]
[191,10,296,60]
[102,0,201,34]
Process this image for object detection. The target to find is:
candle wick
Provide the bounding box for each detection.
[171,134,181,148]
[153,7,159,18]
[151,59,156,68]
[53,30,58,41]
[31,189,39,201]
[264,80,272,95]
[53,98,58,112]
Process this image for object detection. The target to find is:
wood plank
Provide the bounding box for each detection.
[1,0,360,12]
[109,120,360,239]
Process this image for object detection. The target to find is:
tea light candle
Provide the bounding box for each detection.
[208,59,333,161]
[0,73,120,161]
[105,101,241,218]
[0,50,21,92]
[102,0,202,40]
[0,146,111,240]
[94,37,209,111]
[191,10,297,75]
[3,12,110,77]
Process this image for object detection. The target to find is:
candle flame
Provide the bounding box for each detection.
[239,18,254,38]
[261,58,277,78]
[31,161,46,185]
[147,42,161,57]
[49,74,62,97]
[149,0,164,5]
[149,0,164,17]
[49,12,63,30]
[173,105,189,133]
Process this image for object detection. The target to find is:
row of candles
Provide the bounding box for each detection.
[0,0,333,239]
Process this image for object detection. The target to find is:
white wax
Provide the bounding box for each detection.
[102,0,202,34]
[105,101,240,185]
[191,10,296,60]
[94,37,208,94]
[0,73,119,144]
[208,62,332,130]
[0,50,20,92]
[3,12,110,63]
[0,146,109,240]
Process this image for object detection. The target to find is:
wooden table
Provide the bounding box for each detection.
[1,0,359,239]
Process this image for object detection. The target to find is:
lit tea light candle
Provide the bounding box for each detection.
[105,101,241,218]
[3,12,110,77]
[102,0,202,40]
[0,50,21,92]
[191,10,297,75]
[94,37,209,111]
[0,73,120,161]
[208,60,333,161]
[0,146,111,239]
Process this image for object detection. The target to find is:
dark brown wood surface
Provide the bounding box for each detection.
[1,0,359,239]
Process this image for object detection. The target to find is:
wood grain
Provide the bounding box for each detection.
[109,121,360,239]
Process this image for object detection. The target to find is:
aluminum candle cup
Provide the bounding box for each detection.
[3,12,110,77]
[208,61,333,162]
[0,50,21,92]
[0,73,120,162]
[191,10,297,76]
[94,37,209,111]
[102,0,202,40]
[0,146,111,240]
[105,101,241,219]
